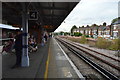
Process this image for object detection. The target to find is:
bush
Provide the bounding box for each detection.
[80,36,87,44]
[70,33,74,36]
[109,39,120,50]
[74,32,82,36]
[85,35,89,38]
[96,37,111,49]
[91,35,94,38]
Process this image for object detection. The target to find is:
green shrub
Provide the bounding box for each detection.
[109,39,120,50]
[96,37,111,49]
[80,36,87,44]
[79,33,83,36]
[85,35,89,38]
[91,35,94,38]
[118,39,120,50]
[71,33,74,36]
[74,32,82,36]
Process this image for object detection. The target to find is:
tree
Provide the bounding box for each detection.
[111,17,120,24]
[59,31,64,35]
[103,22,107,26]
[70,25,78,33]
[82,26,84,28]
[86,25,89,27]
[91,24,98,27]
[64,32,70,36]
[111,18,118,24]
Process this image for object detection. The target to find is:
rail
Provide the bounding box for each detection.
[56,37,119,80]
[58,37,120,71]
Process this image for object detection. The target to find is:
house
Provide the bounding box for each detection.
[79,27,85,34]
[111,19,120,39]
[91,26,98,38]
[98,26,106,38]
[111,25,119,39]
[103,25,111,39]
[71,19,120,39]
[84,27,90,36]
[73,28,79,33]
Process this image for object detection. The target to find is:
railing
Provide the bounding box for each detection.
[0,38,14,41]
[0,38,15,52]
[0,38,15,46]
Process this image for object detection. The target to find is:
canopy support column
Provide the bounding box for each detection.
[21,3,29,67]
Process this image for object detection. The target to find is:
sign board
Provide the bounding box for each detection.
[29,11,38,20]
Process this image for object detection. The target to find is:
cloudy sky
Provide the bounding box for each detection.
[55,0,120,32]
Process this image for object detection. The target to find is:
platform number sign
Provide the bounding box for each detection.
[29,11,38,20]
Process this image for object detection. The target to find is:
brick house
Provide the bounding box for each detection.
[84,26,90,36]
[103,25,111,39]
[79,27,85,34]
[98,26,106,38]
[73,28,79,33]
[91,26,98,38]
[111,19,120,39]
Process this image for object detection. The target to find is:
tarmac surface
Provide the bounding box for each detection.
[1,38,84,79]
[2,41,49,79]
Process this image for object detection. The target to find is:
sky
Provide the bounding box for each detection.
[55,0,120,32]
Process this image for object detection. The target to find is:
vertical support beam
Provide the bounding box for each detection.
[0,1,2,79]
[118,2,120,40]
[38,28,42,43]
[21,2,29,67]
[118,2,120,58]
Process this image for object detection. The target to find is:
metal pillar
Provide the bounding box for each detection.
[0,1,2,80]
[21,3,29,67]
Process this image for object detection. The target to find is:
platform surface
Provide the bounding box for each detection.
[2,41,50,79]
[1,38,84,79]
[47,38,84,79]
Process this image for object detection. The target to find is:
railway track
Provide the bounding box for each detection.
[72,41,120,62]
[57,37,120,71]
[56,37,119,80]
[61,37,119,62]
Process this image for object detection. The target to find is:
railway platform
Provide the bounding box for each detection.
[2,37,84,79]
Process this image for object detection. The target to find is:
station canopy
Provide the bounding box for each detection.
[2,2,79,32]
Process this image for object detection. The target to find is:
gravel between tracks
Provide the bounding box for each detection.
[60,38,120,78]
[64,38,119,60]
[57,40,107,80]
[74,42,119,60]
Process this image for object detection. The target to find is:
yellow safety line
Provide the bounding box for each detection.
[44,44,50,80]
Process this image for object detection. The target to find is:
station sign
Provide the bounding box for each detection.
[29,11,38,20]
